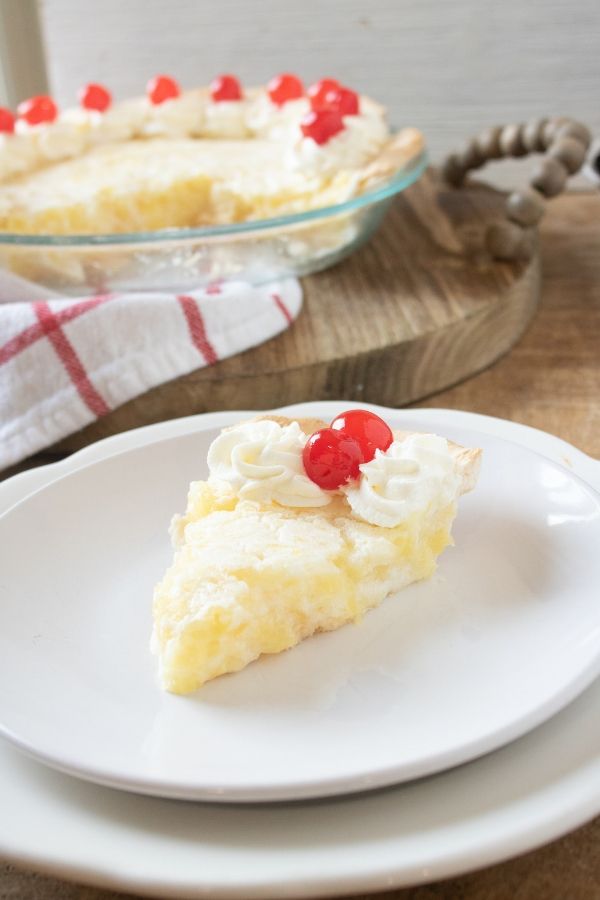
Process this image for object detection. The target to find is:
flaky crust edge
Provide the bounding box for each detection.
[357,127,426,191]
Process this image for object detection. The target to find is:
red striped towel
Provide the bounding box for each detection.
[0,279,302,470]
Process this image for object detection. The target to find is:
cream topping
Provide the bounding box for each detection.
[246,92,310,140]
[207,420,331,508]
[202,99,251,138]
[0,88,391,185]
[343,434,461,527]
[0,132,40,180]
[140,91,205,138]
[285,101,389,175]
[91,98,148,144]
[25,117,89,162]
[206,421,461,526]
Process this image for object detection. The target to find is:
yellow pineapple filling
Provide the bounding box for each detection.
[152,483,456,695]
[0,138,360,235]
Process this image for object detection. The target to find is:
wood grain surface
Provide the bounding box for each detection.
[52,168,541,452]
[1,189,599,897]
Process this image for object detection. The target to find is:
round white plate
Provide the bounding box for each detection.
[1,406,600,805]
[0,405,599,896]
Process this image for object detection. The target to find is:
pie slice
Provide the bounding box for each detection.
[152,413,481,694]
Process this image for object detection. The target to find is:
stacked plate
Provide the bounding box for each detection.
[1,402,599,898]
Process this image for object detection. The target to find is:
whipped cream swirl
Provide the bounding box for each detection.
[343,434,460,527]
[207,420,331,508]
[141,91,205,138]
[285,98,389,175]
[246,93,310,140]
[202,99,250,138]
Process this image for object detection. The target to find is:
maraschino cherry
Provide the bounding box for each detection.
[79,82,112,113]
[146,75,180,105]
[323,86,359,116]
[17,95,58,126]
[331,410,393,463]
[267,73,304,106]
[210,74,243,102]
[307,78,341,110]
[303,428,363,490]
[0,107,15,133]
[300,109,344,145]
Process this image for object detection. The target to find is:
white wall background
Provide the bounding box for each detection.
[38,0,600,168]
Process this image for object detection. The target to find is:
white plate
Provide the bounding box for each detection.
[0,405,599,897]
[1,407,600,805]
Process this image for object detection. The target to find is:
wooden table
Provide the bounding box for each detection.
[1,191,599,899]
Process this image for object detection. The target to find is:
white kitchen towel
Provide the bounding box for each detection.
[0,279,302,470]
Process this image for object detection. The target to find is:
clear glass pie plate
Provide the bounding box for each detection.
[0,151,427,297]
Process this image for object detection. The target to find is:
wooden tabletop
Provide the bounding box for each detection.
[1,190,599,899]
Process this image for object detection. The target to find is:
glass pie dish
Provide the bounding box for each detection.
[0,150,426,298]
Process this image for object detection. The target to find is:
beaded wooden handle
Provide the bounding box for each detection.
[442,117,592,260]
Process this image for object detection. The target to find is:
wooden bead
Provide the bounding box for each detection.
[517,228,537,259]
[475,126,503,160]
[506,189,545,227]
[555,121,592,150]
[499,123,527,157]
[549,136,587,174]
[541,116,570,149]
[486,221,524,259]
[487,221,535,261]
[442,152,466,186]
[531,157,568,197]
[521,118,549,153]
[458,139,486,170]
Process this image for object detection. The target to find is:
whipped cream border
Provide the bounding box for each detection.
[0,87,390,185]
[206,419,462,527]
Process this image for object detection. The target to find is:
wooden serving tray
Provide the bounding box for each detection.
[58,168,540,450]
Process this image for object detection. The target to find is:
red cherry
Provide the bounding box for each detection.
[307,78,341,111]
[0,107,15,133]
[146,75,180,105]
[323,87,359,116]
[303,428,363,490]
[210,74,243,102]
[300,109,344,145]
[17,95,58,126]
[331,410,393,464]
[78,82,112,113]
[267,73,304,106]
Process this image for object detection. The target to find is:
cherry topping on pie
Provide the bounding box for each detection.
[330,410,393,463]
[303,428,363,490]
[146,75,180,105]
[267,73,304,106]
[323,86,359,116]
[210,74,243,102]
[79,83,112,113]
[0,107,15,133]
[307,78,341,110]
[300,109,344,145]
[17,96,58,126]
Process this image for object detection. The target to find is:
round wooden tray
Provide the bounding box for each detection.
[59,168,540,450]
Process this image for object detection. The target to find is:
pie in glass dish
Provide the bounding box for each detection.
[0,74,424,235]
[152,410,481,694]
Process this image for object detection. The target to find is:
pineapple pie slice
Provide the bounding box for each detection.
[152,410,481,694]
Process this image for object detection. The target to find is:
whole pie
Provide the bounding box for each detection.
[152,411,481,694]
[0,74,424,235]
